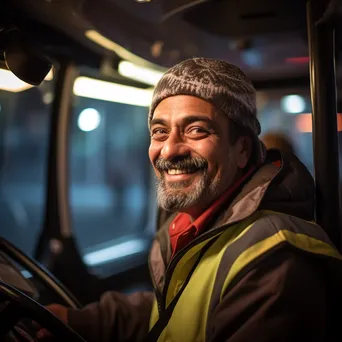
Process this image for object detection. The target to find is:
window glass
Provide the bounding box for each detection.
[0,70,53,256]
[257,89,314,173]
[69,76,153,275]
[257,88,342,183]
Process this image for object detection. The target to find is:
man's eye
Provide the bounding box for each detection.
[151,128,168,139]
[188,127,209,135]
[152,128,167,135]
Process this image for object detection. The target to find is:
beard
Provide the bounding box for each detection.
[155,156,225,212]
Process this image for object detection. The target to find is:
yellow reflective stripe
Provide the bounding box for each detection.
[158,215,261,340]
[159,225,251,341]
[165,213,263,308]
[165,237,215,307]
[221,229,342,300]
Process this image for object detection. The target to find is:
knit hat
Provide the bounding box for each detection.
[149,57,266,164]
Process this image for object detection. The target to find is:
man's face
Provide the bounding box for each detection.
[149,95,250,218]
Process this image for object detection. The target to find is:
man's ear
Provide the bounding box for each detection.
[236,136,253,169]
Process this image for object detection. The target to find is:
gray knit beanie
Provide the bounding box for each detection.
[149,57,266,164]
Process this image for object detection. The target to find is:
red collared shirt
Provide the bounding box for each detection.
[169,167,256,258]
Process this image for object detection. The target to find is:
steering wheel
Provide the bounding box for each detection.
[0,280,86,341]
[0,237,85,340]
[0,237,81,308]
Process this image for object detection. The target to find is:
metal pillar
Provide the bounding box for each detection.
[34,62,77,260]
[307,0,341,250]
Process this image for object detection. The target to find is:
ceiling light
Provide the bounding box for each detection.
[281,95,306,114]
[78,108,101,132]
[45,68,54,81]
[85,30,147,64]
[85,30,166,73]
[73,76,153,107]
[0,69,35,92]
[0,68,54,92]
[118,61,163,86]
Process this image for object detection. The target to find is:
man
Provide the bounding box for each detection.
[38,58,342,341]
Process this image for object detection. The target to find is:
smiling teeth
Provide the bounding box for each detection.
[167,169,191,175]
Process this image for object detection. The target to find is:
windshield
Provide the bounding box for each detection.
[0,70,54,256]
[69,75,153,271]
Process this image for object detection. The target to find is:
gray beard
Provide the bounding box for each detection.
[156,170,222,212]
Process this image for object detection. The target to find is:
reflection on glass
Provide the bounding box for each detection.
[257,89,314,173]
[0,78,53,256]
[69,87,151,271]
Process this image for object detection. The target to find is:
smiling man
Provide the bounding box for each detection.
[39,58,342,342]
[150,96,247,217]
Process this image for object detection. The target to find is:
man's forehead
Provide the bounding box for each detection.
[151,95,219,121]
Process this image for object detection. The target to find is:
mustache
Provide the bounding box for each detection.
[155,156,208,172]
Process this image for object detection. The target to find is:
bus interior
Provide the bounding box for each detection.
[0,0,341,340]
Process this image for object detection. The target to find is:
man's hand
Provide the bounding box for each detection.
[36,304,68,339]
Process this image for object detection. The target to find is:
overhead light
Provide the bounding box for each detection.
[0,68,54,92]
[0,69,35,92]
[83,238,147,266]
[78,108,101,132]
[85,30,147,64]
[73,76,153,107]
[118,61,163,86]
[281,95,306,114]
[45,68,54,81]
[85,30,166,73]
[135,0,152,2]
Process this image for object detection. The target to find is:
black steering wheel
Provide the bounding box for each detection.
[0,237,82,308]
[0,280,86,341]
[0,237,85,341]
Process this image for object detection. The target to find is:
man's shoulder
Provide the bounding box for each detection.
[253,210,326,240]
[242,210,341,262]
[217,210,340,272]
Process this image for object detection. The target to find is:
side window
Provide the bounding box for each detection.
[0,69,53,256]
[257,89,313,173]
[70,75,155,276]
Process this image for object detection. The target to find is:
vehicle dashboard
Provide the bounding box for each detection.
[0,252,38,300]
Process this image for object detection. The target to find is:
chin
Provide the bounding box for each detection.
[165,179,196,190]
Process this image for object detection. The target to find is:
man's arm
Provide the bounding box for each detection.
[39,291,154,342]
[208,248,328,342]
[67,291,154,342]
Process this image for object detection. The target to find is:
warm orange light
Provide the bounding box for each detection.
[296,113,342,132]
[286,57,310,64]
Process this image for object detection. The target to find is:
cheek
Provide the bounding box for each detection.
[148,143,158,164]
[203,154,221,179]
[209,148,236,178]
[149,143,161,175]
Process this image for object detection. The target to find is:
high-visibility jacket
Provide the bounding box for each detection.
[67,151,342,342]
[148,210,341,341]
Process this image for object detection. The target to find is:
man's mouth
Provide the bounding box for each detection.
[155,157,208,182]
[162,168,202,185]
[166,169,197,175]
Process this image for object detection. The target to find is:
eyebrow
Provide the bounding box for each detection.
[150,115,214,128]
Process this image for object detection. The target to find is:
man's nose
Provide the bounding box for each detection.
[160,132,190,160]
